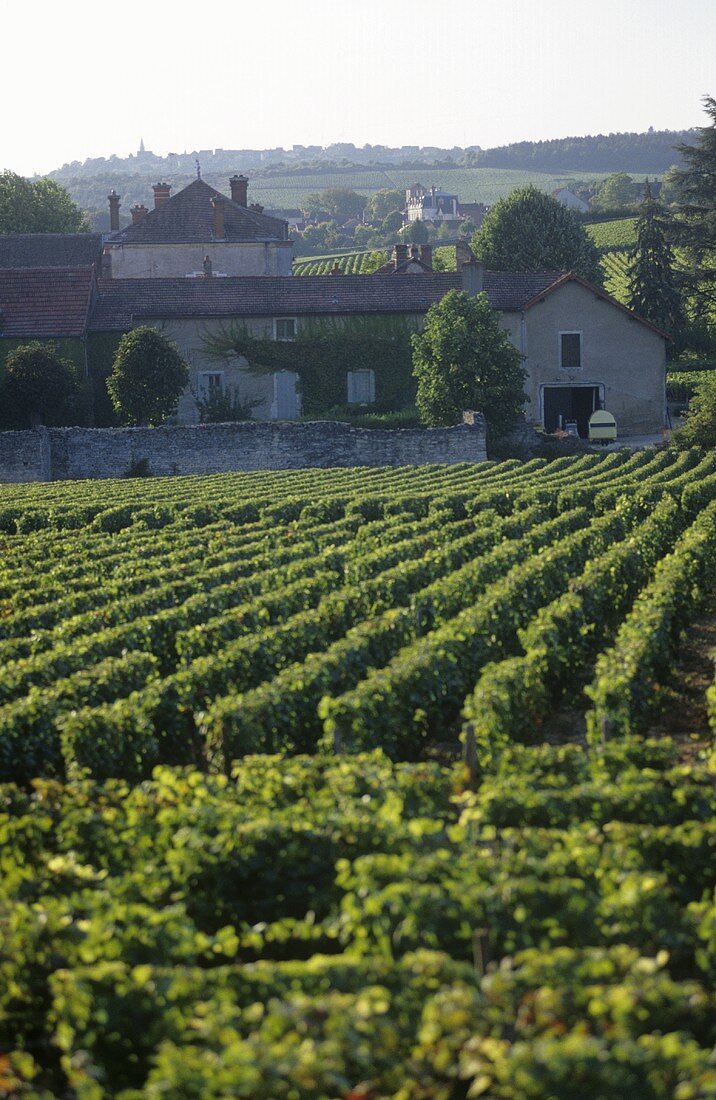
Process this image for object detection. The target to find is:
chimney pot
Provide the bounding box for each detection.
[107,189,121,232]
[229,173,248,206]
[152,182,171,209]
[249,201,264,214]
[131,203,149,224]
[211,195,226,239]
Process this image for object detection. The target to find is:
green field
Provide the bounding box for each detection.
[1,452,715,1095]
[243,167,662,207]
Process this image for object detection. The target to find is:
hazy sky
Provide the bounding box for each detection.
[3,0,714,176]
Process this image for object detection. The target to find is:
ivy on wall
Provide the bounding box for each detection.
[201,315,420,415]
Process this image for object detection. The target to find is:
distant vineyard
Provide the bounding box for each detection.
[586,216,638,252]
[601,250,631,302]
[293,250,388,276]
[294,244,458,276]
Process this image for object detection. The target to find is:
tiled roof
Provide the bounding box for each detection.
[0,233,102,270]
[0,268,94,337]
[106,179,289,246]
[89,271,565,332]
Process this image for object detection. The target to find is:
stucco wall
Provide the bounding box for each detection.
[107,241,293,278]
[519,282,666,434]
[0,418,487,483]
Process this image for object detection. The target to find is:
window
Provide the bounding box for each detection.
[198,371,224,397]
[347,369,376,405]
[560,332,582,370]
[274,317,297,341]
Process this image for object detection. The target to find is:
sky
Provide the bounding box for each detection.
[2,0,714,176]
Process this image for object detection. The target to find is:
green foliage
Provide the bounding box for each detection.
[106,326,189,426]
[671,96,716,312]
[0,170,88,233]
[302,186,366,220]
[472,185,604,283]
[0,342,82,429]
[627,183,686,353]
[593,172,637,211]
[586,216,638,252]
[400,218,429,243]
[194,383,257,423]
[203,315,418,414]
[673,371,716,447]
[365,188,404,222]
[412,290,526,433]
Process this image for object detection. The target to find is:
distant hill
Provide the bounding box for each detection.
[43,128,695,233]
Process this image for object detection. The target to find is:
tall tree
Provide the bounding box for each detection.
[627,182,685,355]
[671,96,716,311]
[471,186,603,284]
[412,290,526,435]
[0,171,88,233]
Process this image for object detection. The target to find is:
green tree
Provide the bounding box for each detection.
[107,327,189,426]
[380,210,404,234]
[412,290,526,434]
[471,186,603,283]
[0,171,88,233]
[593,172,636,211]
[0,343,81,428]
[671,96,716,311]
[673,372,716,447]
[303,188,365,221]
[627,182,685,355]
[365,188,404,224]
[400,219,429,244]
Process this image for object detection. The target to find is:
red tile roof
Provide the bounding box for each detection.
[0,268,94,338]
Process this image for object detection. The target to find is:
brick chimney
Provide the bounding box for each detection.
[107,190,121,232]
[131,203,149,224]
[330,262,342,275]
[152,182,171,209]
[203,255,213,277]
[211,195,225,239]
[393,243,408,269]
[101,247,112,277]
[249,201,264,214]
[461,257,485,296]
[419,244,433,269]
[229,174,248,207]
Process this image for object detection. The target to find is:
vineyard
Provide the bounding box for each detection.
[2,451,716,1096]
[586,216,638,252]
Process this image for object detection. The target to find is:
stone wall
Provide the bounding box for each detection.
[0,416,487,483]
[0,428,47,482]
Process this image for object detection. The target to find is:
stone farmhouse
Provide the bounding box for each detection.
[0,176,667,437]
